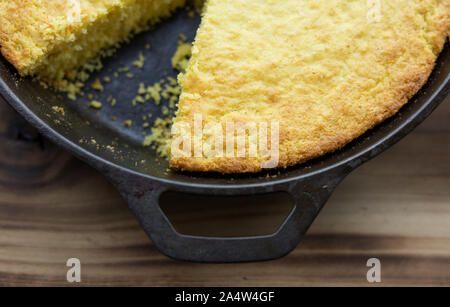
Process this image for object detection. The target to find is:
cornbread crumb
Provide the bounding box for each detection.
[143,135,152,147]
[123,120,132,128]
[178,33,187,41]
[132,52,146,69]
[188,11,196,18]
[67,93,77,101]
[134,95,145,104]
[138,83,146,95]
[89,101,103,109]
[168,77,178,86]
[143,117,173,159]
[138,37,193,158]
[52,106,65,116]
[171,42,192,72]
[117,66,130,73]
[147,83,162,105]
[91,79,104,92]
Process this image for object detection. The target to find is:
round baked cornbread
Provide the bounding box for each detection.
[171,0,449,173]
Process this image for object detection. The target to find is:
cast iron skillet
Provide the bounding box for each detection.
[0,10,449,262]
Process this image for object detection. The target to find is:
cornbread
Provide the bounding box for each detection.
[0,0,186,90]
[0,0,449,174]
[171,0,449,173]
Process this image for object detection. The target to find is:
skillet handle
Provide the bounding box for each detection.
[108,170,346,263]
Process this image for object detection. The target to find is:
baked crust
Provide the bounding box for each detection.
[171,0,450,173]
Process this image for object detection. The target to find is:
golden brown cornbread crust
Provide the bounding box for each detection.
[171,0,450,173]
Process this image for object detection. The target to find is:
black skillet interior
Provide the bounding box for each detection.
[0,7,449,262]
[0,8,449,187]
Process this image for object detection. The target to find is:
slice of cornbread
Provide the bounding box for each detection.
[0,0,186,89]
[171,0,449,173]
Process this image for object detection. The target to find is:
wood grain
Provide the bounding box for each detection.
[0,96,449,287]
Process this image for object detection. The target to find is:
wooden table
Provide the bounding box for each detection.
[0,96,449,287]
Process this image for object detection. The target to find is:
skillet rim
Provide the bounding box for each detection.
[0,51,449,191]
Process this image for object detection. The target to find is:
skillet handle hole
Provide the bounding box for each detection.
[159,192,294,238]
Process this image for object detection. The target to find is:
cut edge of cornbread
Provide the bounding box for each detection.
[0,0,187,93]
